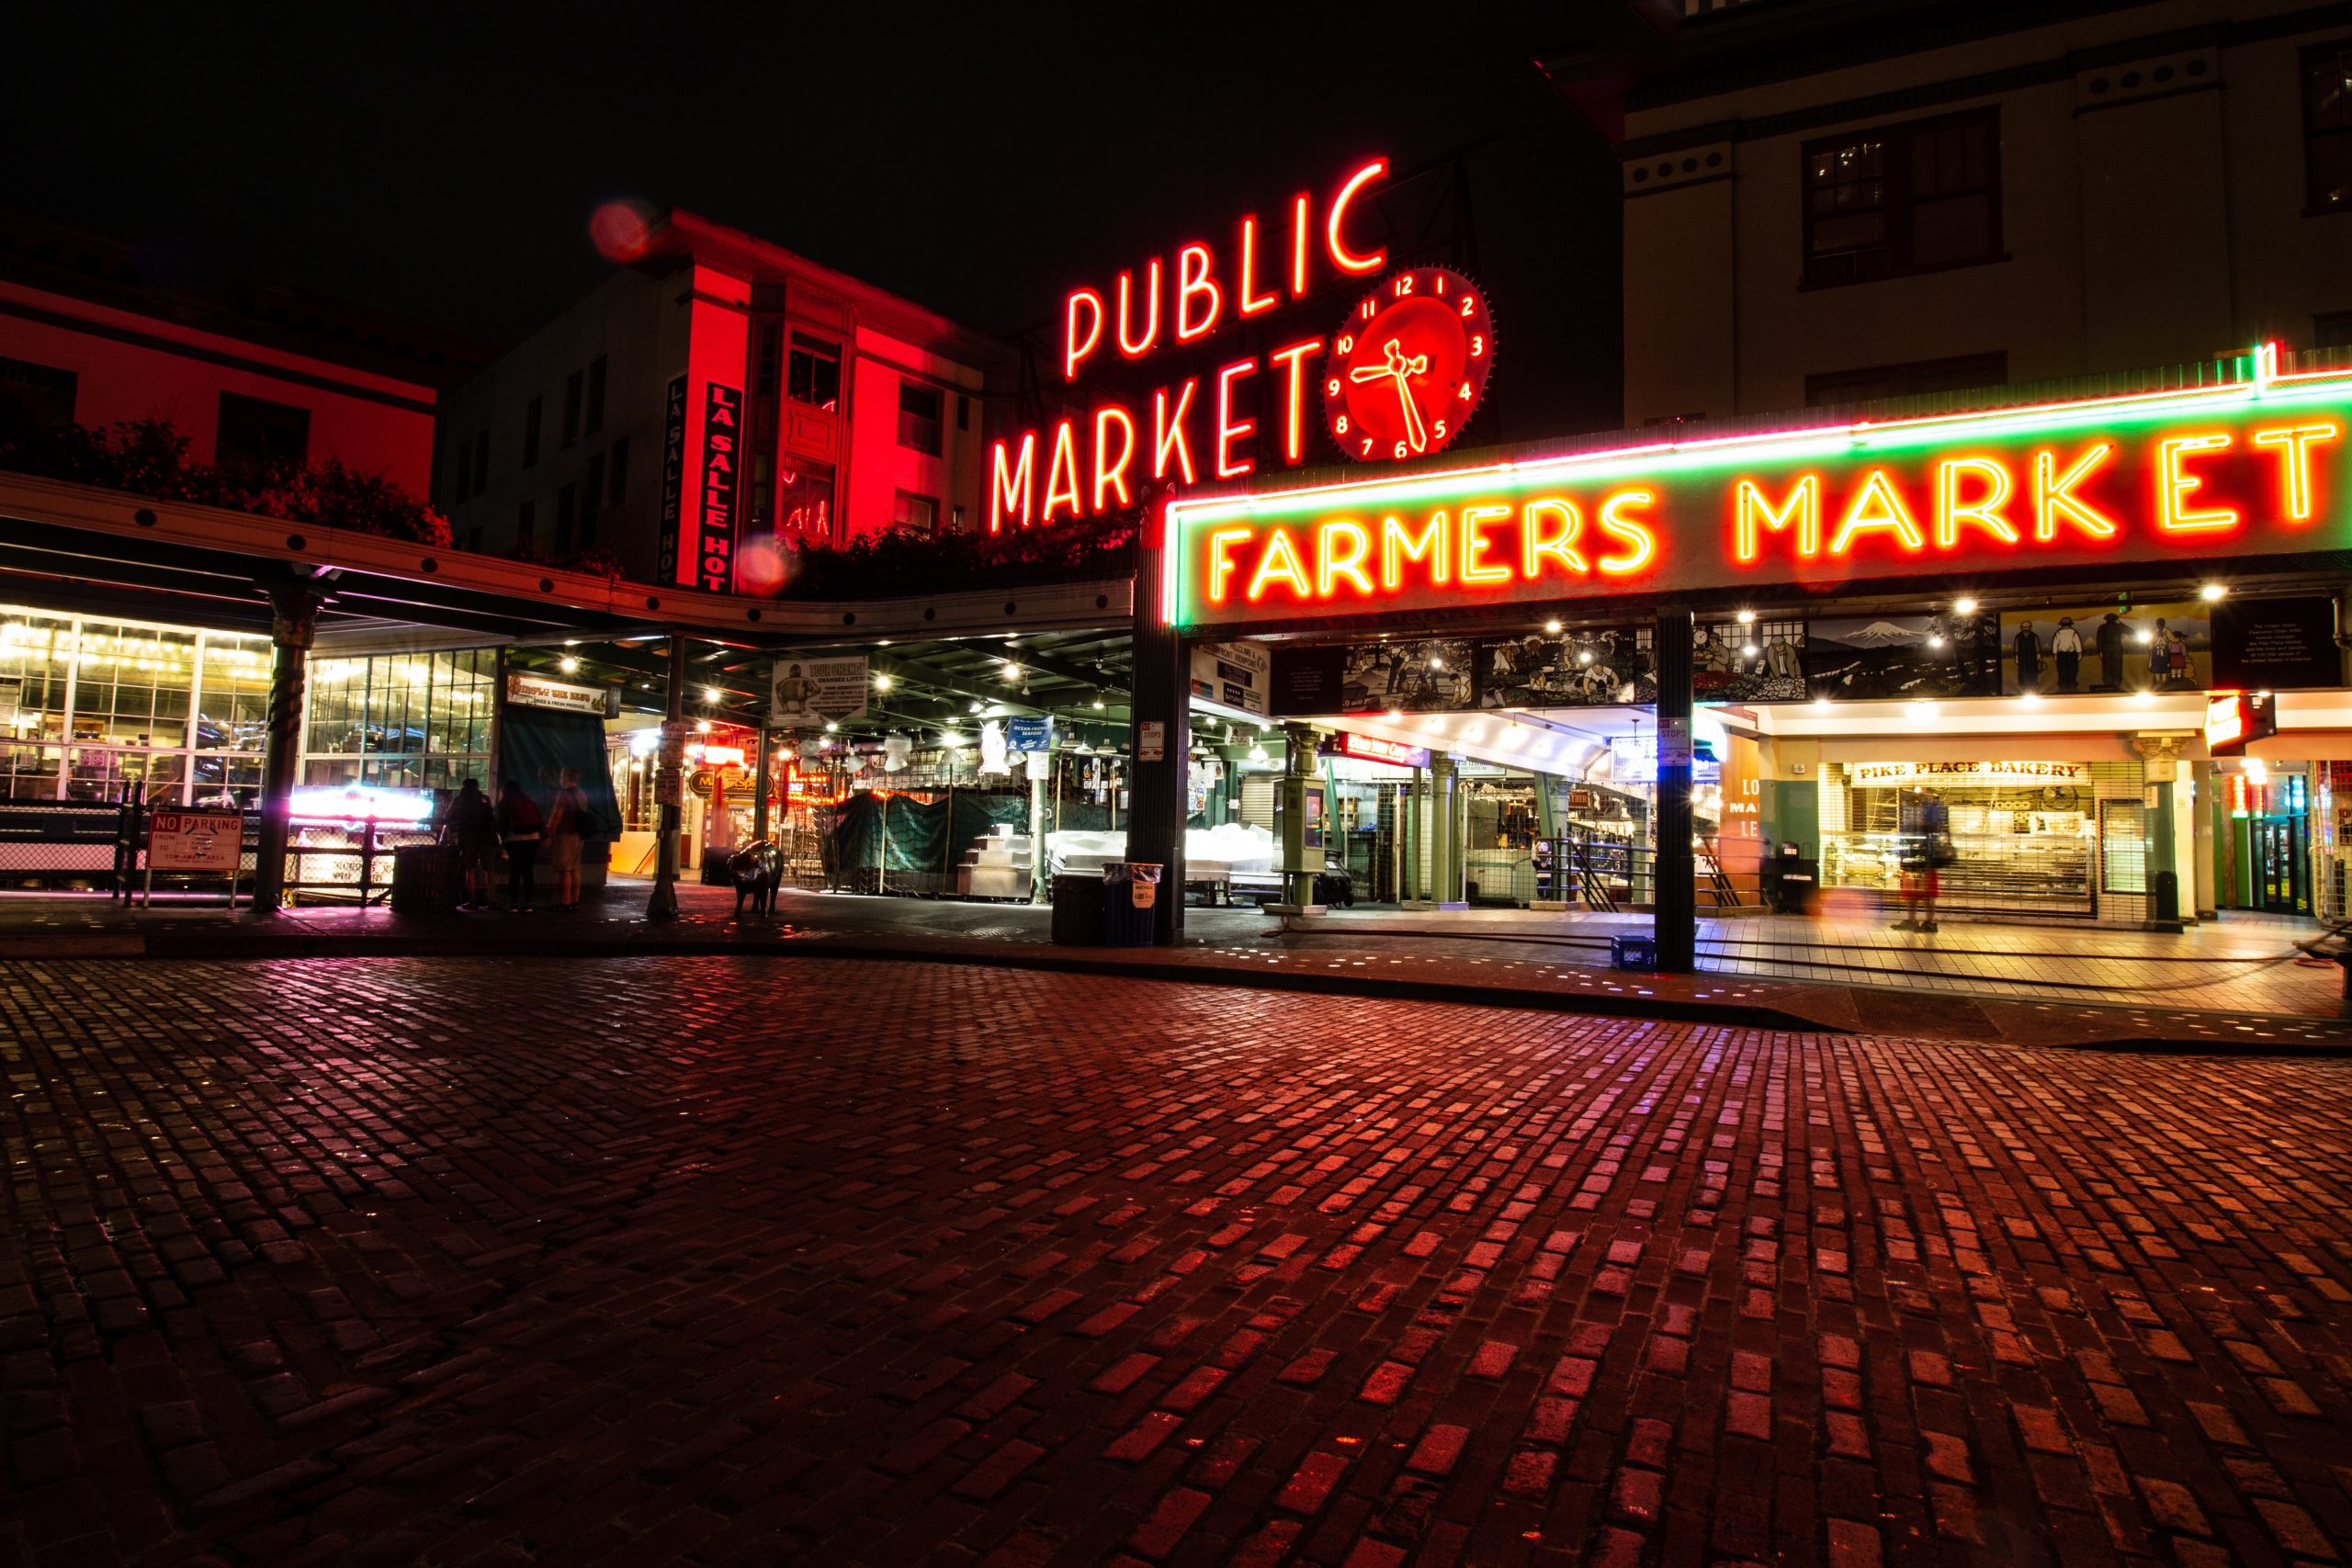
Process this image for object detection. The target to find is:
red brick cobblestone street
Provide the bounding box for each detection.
[5,957,2352,1567]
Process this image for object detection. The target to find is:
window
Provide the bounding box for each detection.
[2100,799,2147,896]
[562,370,582,447]
[608,435,628,504]
[776,452,834,543]
[471,428,489,496]
[1805,350,2008,407]
[0,355,75,435]
[956,392,970,432]
[450,434,474,502]
[893,489,938,535]
[523,395,543,468]
[897,381,943,455]
[582,451,605,541]
[215,392,311,469]
[1804,109,1999,288]
[787,333,842,411]
[516,501,536,550]
[952,503,966,531]
[754,322,782,397]
[585,355,607,435]
[2306,40,2352,211]
[556,483,576,552]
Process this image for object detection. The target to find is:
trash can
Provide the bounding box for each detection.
[1050,873,1106,946]
[1102,862,1162,947]
[390,843,462,916]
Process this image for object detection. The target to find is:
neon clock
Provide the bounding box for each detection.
[1322,266,1492,463]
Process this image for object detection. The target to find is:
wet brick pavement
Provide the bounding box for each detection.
[4,955,2351,1566]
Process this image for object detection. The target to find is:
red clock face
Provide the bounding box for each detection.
[1322,266,1493,463]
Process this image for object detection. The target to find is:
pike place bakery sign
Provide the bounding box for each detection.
[1167,349,2351,630]
[1847,761,2090,787]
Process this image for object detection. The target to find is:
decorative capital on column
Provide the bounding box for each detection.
[2129,732,2192,764]
[261,569,339,651]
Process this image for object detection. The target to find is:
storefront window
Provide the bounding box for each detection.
[303,649,496,794]
[0,608,268,805]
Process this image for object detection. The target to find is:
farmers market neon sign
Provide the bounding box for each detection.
[1167,346,2352,628]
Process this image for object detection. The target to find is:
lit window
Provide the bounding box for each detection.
[897,382,943,456]
[2305,39,2352,211]
[787,333,842,412]
[1804,109,1999,288]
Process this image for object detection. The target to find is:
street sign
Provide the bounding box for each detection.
[149,810,242,872]
[1138,720,1166,762]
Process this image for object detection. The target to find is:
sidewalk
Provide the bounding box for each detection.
[0,880,2345,1052]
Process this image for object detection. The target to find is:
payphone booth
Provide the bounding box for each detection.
[1272,775,1328,914]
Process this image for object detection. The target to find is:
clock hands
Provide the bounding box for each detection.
[1350,337,1431,454]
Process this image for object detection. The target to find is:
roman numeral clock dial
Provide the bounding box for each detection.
[1321,266,1494,463]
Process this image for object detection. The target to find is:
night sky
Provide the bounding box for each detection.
[7,6,1624,437]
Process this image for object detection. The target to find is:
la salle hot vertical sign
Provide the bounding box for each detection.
[697,383,742,592]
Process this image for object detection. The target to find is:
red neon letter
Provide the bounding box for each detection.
[1268,338,1322,464]
[1734,475,1820,561]
[1290,193,1311,298]
[1316,519,1373,597]
[1327,159,1389,276]
[1215,359,1259,480]
[1115,261,1160,358]
[1041,419,1083,523]
[1248,527,1311,601]
[1154,380,1198,484]
[1597,490,1658,576]
[989,434,1035,534]
[1205,526,1254,604]
[1238,216,1279,316]
[1175,244,1221,343]
[2251,421,2342,520]
[1380,512,1449,589]
[1521,498,1586,578]
[1063,289,1103,382]
[1934,457,2018,548]
[1092,405,1136,512]
[2032,444,2120,539]
[1829,470,1924,556]
[2157,434,2237,534]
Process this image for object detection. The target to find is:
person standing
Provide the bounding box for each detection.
[1899,788,1952,933]
[2095,612,2128,691]
[497,780,543,911]
[446,778,499,909]
[2012,621,2041,693]
[546,766,592,911]
[2052,616,2083,692]
[2147,617,2172,689]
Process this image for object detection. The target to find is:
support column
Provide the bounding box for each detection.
[1429,754,1464,909]
[1654,606,1697,970]
[1128,504,1189,943]
[251,576,333,914]
[647,633,687,920]
[2132,733,2189,932]
[1402,768,1423,904]
[1274,721,1322,913]
[1027,758,1048,903]
[752,722,775,847]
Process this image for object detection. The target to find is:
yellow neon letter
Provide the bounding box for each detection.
[2032,443,2119,539]
[1380,511,1449,590]
[2251,421,2343,521]
[1521,498,1585,578]
[1247,526,1311,600]
[1459,504,1513,585]
[1829,469,1924,556]
[1934,457,2018,548]
[1734,475,1821,561]
[1597,489,1658,575]
[2157,434,2237,534]
[1205,527,1253,604]
[1316,519,1373,597]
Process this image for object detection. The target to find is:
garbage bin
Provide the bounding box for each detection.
[1050,873,1106,946]
[390,843,462,916]
[1102,862,1162,947]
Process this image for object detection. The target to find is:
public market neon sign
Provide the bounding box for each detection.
[1166,347,2352,629]
[990,157,1393,533]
